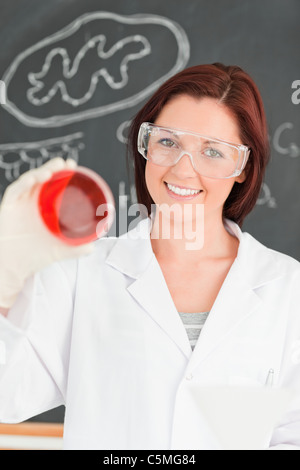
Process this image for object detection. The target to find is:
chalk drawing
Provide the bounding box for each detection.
[116,120,131,144]
[0,80,6,105]
[273,122,300,158]
[27,35,151,107]
[256,183,277,208]
[0,132,84,182]
[2,12,190,127]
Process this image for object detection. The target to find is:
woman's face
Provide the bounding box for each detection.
[145,95,246,222]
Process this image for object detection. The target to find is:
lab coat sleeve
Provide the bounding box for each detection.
[269,268,300,450]
[0,259,77,423]
[269,384,300,450]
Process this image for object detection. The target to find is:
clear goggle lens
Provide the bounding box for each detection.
[138,122,250,179]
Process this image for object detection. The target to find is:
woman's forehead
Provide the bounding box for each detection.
[154,95,242,145]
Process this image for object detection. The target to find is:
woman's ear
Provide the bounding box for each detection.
[236,151,251,184]
[235,170,247,183]
[235,159,250,183]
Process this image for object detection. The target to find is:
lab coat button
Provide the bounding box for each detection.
[185,373,193,381]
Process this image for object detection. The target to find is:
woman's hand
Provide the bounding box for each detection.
[0,158,94,308]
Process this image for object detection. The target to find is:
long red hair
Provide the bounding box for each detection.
[127,63,270,226]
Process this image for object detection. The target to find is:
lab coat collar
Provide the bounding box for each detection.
[104,217,154,279]
[105,216,284,288]
[106,217,193,357]
[224,218,287,288]
[105,216,286,361]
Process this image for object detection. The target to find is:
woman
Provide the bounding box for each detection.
[0,64,299,450]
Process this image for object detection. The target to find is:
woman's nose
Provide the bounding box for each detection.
[170,152,198,177]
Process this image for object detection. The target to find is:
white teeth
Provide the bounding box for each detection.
[167,183,201,196]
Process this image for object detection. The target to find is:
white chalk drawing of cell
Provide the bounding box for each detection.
[0,80,6,105]
[27,34,152,107]
[2,12,190,127]
[0,132,84,182]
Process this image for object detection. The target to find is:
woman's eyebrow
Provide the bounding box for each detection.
[203,138,221,145]
[159,128,181,140]
[160,128,178,136]
[160,128,227,145]
[162,128,214,142]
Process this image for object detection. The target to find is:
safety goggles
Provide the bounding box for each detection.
[137,122,250,179]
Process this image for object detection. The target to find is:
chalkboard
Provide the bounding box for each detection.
[0,0,299,423]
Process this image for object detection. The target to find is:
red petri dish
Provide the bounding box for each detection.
[38,166,115,245]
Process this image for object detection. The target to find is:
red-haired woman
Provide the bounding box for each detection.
[0,64,299,450]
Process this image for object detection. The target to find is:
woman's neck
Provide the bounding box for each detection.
[150,209,239,266]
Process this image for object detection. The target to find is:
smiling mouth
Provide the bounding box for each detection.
[164,181,202,196]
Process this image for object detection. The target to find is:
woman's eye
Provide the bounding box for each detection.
[158,138,177,148]
[204,147,223,158]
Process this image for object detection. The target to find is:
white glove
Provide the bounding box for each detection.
[0,157,94,308]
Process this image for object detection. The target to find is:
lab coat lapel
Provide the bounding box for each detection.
[187,257,262,371]
[105,218,192,358]
[105,217,281,367]
[127,257,192,358]
[187,218,284,371]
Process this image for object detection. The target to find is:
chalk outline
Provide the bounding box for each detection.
[273,122,300,158]
[2,11,190,127]
[27,34,152,106]
[0,132,84,181]
[256,182,277,208]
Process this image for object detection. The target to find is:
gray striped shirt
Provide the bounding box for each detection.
[178,311,209,350]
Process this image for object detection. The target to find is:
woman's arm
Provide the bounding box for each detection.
[0,262,77,423]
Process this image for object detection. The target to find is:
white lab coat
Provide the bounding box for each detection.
[0,217,300,450]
